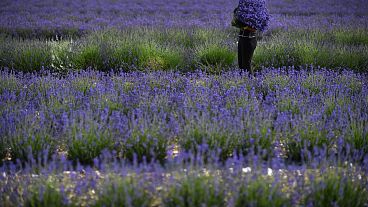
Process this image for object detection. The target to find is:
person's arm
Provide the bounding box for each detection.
[231,7,241,27]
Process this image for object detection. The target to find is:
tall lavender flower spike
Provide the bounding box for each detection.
[235,0,270,31]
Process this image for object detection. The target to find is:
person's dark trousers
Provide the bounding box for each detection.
[238,30,257,73]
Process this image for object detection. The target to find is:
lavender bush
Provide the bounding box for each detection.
[234,0,270,31]
[0,67,366,165]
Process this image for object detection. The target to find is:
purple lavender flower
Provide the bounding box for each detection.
[235,0,270,31]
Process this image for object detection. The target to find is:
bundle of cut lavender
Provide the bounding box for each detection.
[232,0,270,31]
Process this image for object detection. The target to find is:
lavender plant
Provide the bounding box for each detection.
[305,172,368,207]
[234,178,291,207]
[24,183,69,207]
[67,122,116,164]
[163,175,225,207]
[234,0,270,31]
[94,177,153,207]
[122,127,169,164]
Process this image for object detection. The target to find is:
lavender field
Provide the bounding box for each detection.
[1,0,368,206]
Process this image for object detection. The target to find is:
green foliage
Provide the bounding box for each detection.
[305,173,368,207]
[235,178,291,207]
[193,29,222,45]
[180,126,239,162]
[253,30,368,72]
[70,76,98,95]
[333,29,368,45]
[332,48,368,72]
[50,40,73,72]
[253,42,295,69]
[262,73,290,92]
[154,29,194,48]
[284,123,330,163]
[111,41,140,70]
[0,35,10,67]
[136,41,184,71]
[277,97,300,115]
[73,44,105,70]
[0,138,7,163]
[122,81,135,93]
[195,43,236,70]
[8,132,55,161]
[345,120,368,155]
[25,184,68,207]
[163,176,225,207]
[122,127,168,163]
[337,73,363,94]
[0,74,21,95]
[67,123,115,164]
[236,124,275,160]
[301,74,326,94]
[293,42,319,65]
[94,177,152,207]
[1,28,367,72]
[11,41,52,72]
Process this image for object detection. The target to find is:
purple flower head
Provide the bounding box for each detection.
[235,0,270,31]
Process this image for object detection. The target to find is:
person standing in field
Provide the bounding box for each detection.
[232,0,270,73]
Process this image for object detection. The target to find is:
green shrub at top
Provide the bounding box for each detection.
[153,29,194,48]
[0,35,10,67]
[50,40,73,73]
[253,42,295,70]
[112,40,184,71]
[333,29,368,45]
[111,41,140,71]
[136,41,184,71]
[2,28,368,72]
[193,29,223,45]
[163,175,225,207]
[253,30,368,72]
[305,172,368,207]
[72,44,105,71]
[11,41,52,72]
[94,177,153,207]
[195,43,236,71]
[332,48,368,72]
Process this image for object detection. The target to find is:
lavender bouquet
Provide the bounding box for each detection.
[232,0,270,31]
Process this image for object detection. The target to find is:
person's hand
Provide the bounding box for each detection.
[243,26,256,32]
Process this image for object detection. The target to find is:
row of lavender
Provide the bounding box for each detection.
[1,0,367,38]
[0,67,368,206]
[1,67,367,164]
[1,28,367,73]
[1,162,367,206]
